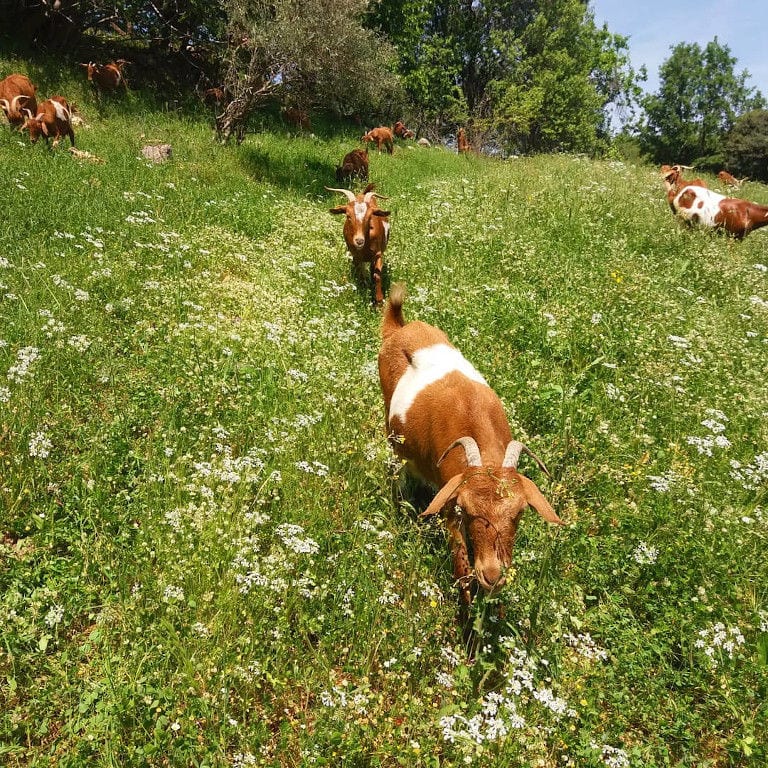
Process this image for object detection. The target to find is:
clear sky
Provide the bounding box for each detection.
[590,0,767,98]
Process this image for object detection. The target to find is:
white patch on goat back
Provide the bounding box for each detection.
[673,186,725,228]
[354,202,367,222]
[389,343,488,426]
[52,101,69,121]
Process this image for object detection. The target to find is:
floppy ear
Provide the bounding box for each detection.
[373,209,391,217]
[519,475,563,525]
[420,473,466,517]
[329,206,347,214]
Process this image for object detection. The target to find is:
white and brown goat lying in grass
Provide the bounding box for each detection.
[326,183,390,305]
[663,166,768,239]
[379,284,564,604]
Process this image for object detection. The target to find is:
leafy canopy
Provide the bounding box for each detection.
[639,37,765,164]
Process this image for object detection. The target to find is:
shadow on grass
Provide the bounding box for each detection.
[240,144,335,194]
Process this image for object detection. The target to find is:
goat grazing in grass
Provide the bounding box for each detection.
[378,284,564,605]
[21,96,75,148]
[0,74,37,129]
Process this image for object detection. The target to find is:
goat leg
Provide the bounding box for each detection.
[371,253,384,306]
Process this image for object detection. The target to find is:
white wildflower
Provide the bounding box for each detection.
[29,430,53,459]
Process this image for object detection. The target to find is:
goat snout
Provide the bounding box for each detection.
[476,563,505,592]
[353,235,366,249]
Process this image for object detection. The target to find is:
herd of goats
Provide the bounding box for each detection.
[3,61,768,607]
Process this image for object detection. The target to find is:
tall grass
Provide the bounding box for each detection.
[1,55,767,767]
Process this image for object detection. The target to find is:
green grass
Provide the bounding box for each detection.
[1,56,767,768]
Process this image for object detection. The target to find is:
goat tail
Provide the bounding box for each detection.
[381,282,406,338]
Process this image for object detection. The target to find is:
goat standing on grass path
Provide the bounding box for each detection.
[326,183,390,306]
[378,284,564,605]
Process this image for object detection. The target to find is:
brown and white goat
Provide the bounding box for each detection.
[335,148,369,184]
[660,164,707,192]
[80,60,129,94]
[362,126,394,154]
[21,96,75,148]
[393,120,415,139]
[326,183,390,305]
[717,170,748,188]
[663,167,768,239]
[378,284,563,604]
[0,74,37,129]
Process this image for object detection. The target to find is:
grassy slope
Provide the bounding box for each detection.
[1,55,767,767]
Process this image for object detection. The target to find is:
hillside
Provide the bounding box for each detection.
[1,59,767,767]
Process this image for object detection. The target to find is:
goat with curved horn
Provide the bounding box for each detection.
[327,183,391,305]
[438,436,482,467]
[379,283,564,605]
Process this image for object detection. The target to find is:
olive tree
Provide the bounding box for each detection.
[216,0,403,143]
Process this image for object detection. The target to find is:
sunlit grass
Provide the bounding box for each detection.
[1,56,767,767]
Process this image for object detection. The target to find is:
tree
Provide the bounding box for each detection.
[639,38,765,164]
[216,0,403,143]
[484,0,641,153]
[364,0,468,133]
[724,110,768,182]
[1,0,227,52]
[368,0,640,152]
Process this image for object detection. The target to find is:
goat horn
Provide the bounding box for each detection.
[0,98,8,111]
[438,437,482,468]
[324,186,356,201]
[502,440,551,478]
[364,191,390,203]
[502,440,524,469]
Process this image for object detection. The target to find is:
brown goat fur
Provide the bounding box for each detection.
[663,168,768,239]
[393,120,415,139]
[282,107,311,132]
[362,126,394,154]
[327,183,390,305]
[717,170,747,188]
[0,74,38,129]
[21,96,75,147]
[378,284,563,603]
[335,148,369,184]
[79,60,129,93]
[457,127,472,154]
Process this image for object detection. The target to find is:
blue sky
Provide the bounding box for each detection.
[591,0,767,98]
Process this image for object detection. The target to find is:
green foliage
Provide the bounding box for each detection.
[1,53,768,767]
[217,0,403,141]
[368,0,642,152]
[485,0,640,154]
[639,37,766,164]
[725,110,768,182]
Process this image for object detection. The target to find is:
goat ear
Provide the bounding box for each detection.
[373,209,391,217]
[519,475,563,525]
[420,473,466,517]
[329,206,347,215]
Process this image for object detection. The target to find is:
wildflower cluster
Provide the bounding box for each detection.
[694,622,745,667]
[686,409,731,457]
[438,641,576,754]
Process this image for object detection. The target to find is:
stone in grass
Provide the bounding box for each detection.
[141,144,172,163]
